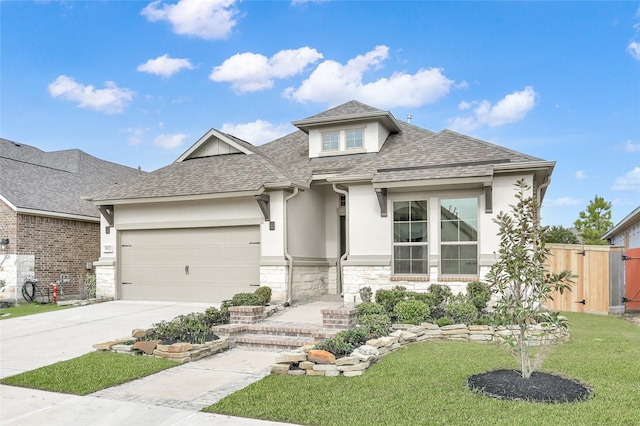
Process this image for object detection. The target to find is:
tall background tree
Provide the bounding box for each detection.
[574,196,613,245]
[545,225,580,244]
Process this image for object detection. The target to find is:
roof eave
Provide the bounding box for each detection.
[602,206,640,240]
[92,190,264,206]
[292,111,403,134]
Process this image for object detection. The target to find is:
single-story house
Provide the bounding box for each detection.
[0,139,143,302]
[603,206,640,249]
[87,101,555,306]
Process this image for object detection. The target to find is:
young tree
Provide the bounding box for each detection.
[487,179,574,379]
[574,196,613,245]
[544,225,580,244]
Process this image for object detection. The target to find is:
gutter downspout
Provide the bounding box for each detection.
[332,184,349,296]
[283,188,299,305]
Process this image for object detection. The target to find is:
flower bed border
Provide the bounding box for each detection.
[271,322,570,377]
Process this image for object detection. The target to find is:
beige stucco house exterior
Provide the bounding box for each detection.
[88,101,555,306]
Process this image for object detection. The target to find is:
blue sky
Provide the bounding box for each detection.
[1,0,639,227]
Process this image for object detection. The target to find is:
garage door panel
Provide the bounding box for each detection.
[120,226,260,302]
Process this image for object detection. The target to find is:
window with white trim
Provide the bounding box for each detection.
[345,129,363,149]
[322,132,339,151]
[393,200,428,274]
[440,198,478,275]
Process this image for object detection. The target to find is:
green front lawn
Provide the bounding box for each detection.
[0,352,178,395]
[0,302,72,320]
[205,313,640,425]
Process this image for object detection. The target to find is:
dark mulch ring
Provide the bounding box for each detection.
[468,369,592,403]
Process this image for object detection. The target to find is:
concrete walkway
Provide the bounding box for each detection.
[0,299,342,425]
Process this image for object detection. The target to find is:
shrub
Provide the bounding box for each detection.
[407,291,435,308]
[359,286,373,303]
[144,312,218,344]
[84,274,96,299]
[466,281,492,311]
[435,317,454,327]
[314,327,368,357]
[230,292,262,306]
[375,286,407,315]
[204,306,226,326]
[393,299,431,325]
[445,294,478,324]
[428,284,452,306]
[358,314,392,338]
[254,286,272,305]
[356,302,386,318]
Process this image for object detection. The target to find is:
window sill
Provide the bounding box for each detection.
[391,275,430,282]
[437,276,479,282]
[318,148,367,157]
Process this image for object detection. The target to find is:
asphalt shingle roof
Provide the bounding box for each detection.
[86,101,549,203]
[0,139,143,218]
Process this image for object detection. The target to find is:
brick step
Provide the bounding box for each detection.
[234,333,315,351]
[246,323,339,340]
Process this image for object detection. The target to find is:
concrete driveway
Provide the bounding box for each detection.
[0,300,288,426]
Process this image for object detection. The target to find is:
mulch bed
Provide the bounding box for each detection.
[468,369,592,403]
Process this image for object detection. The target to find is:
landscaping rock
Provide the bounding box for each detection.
[313,364,338,372]
[131,328,148,339]
[276,351,307,364]
[133,339,161,355]
[168,343,193,353]
[336,356,360,366]
[287,370,306,376]
[271,363,290,375]
[92,340,123,351]
[307,349,336,365]
[306,369,326,376]
[343,370,363,377]
[299,361,315,370]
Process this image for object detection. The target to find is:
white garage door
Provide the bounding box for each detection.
[119,226,260,302]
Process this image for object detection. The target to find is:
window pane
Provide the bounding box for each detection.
[411,245,424,259]
[397,260,410,274]
[346,130,363,148]
[411,201,428,221]
[394,223,410,242]
[322,132,338,151]
[459,219,478,241]
[410,222,427,242]
[460,259,478,275]
[393,201,410,221]
[395,245,410,260]
[411,260,426,274]
[460,245,477,259]
[441,260,458,275]
[441,244,457,259]
[441,220,458,242]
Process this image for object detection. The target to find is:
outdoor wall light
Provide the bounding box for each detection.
[0,238,9,250]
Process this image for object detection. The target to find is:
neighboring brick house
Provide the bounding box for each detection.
[0,139,142,303]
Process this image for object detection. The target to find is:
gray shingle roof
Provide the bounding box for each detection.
[86,101,551,203]
[0,138,143,218]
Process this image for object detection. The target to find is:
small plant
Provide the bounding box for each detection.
[486,179,574,379]
[375,286,407,315]
[444,294,478,324]
[435,317,454,327]
[144,311,219,344]
[393,299,431,325]
[230,292,262,306]
[359,286,373,303]
[466,281,491,311]
[358,313,392,338]
[407,291,435,307]
[254,286,272,305]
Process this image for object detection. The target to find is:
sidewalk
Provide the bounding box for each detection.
[0,299,342,425]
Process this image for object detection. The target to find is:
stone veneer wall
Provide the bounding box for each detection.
[272,323,570,377]
[94,259,116,300]
[261,264,330,303]
[342,264,485,306]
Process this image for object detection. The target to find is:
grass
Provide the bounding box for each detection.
[205,313,640,425]
[0,351,178,395]
[0,302,72,320]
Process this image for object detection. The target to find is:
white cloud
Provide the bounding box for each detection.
[291,0,329,5]
[48,75,134,114]
[154,133,187,149]
[210,47,323,93]
[611,167,640,192]
[141,0,238,40]
[458,101,472,110]
[284,46,455,109]
[627,41,640,61]
[123,127,148,145]
[221,120,292,145]
[137,54,194,77]
[621,140,640,153]
[544,197,581,207]
[575,170,587,180]
[449,86,537,131]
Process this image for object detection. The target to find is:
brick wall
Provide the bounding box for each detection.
[0,201,18,253]
[16,213,100,297]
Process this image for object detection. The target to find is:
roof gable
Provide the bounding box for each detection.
[176,129,256,162]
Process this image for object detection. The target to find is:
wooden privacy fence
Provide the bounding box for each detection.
[545,244,625,315]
